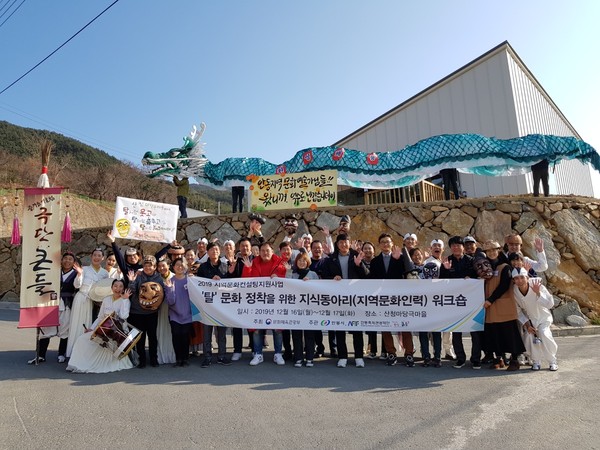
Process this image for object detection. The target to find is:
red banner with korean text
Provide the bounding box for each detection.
[18,188,63,328]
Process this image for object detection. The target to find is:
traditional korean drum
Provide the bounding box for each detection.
[90,312,141,359]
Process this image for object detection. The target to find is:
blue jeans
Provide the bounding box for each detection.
[253,330,282,355]
[177,195,187,218]
[419,332,442,359]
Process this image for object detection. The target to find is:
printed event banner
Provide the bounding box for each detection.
[112,197,178,243]
[188,277,485,332]
[19,188,63,328]
[250,169,337,211]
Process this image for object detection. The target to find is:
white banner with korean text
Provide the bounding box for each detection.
[188,277,485,332]
[112,197,178,243]
[19,187,62,328]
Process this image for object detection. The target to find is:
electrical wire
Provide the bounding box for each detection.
[0,0,121,96]
[0,0,14,15]
[0,0,18,20]
[0,0,26,29]
[0,102,136,160]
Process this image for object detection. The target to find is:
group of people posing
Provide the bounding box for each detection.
[29,213,559,374]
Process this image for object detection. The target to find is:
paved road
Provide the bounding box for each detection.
[1,308,598,450]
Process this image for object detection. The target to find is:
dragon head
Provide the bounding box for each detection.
[142,122,208,178]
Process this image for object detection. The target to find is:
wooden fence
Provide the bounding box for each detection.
[363,180,454,205]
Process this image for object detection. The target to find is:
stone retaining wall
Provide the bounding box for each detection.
[2,196,599,320]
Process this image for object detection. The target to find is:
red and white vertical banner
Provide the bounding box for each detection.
[18,188,63,329]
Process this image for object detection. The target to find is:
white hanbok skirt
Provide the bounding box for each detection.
[66,291,93,357]
[157,303,176,364]
[67,332,133,373]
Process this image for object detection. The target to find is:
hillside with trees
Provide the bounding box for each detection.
[0,120,233,220]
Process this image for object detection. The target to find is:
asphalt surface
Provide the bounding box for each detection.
[1,308,599,450]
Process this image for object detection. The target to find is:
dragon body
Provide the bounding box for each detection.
[142,125,600,190]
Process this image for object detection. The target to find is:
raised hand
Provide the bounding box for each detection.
[354,251,364,266]
[121,288,133,298]
[228,258,238,274]
[73,262,83,275]
[530,277,542,296]
[106,230,115,243]
[442,257,452,270]
[534,237,544,252]
[391,245,402,260]
[242,256,252,268]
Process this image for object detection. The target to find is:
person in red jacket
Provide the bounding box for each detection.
[242,242,287,366]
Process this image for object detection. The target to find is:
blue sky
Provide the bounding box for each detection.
[0,0,599,169]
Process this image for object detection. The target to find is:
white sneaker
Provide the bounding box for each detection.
[249,354,263,366]
[549,363,558,371]
[231,352,242,361]
[273,353,285,365]
[355,358,365,368]
[294,360,303,368]
[531,362,541,371]
[57,355,66,363]
[337,358,347,368]
[305,360,314,367]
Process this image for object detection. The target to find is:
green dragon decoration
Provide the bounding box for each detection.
[142,123,600,189]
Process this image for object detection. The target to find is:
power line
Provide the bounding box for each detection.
[0,0,14,15]
[0,0,18,20]
[0,0,121,96]
[0,102,136,160]
[0,0,26,29]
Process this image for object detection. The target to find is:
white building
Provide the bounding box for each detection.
[333,41,599,199]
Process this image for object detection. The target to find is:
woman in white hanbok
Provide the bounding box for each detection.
[105,252,123,280]
[156,259,176,364]
[512,268,558,371]
[66,249,109,357]
[67,280,134,373]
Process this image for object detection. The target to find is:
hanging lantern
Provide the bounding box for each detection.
[61,211,72,243]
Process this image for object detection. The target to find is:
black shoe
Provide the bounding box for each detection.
[443,353,457,361]
[217,357,232,366]
[201,357,212,368]
[150,360,159,367]
[386,354,397,366]
[180,360,190,367]
[330,351,338,358]
[433,358,442,368]
[472,361,482,370]
[405,354,415,367]
[172,361,181,368]
[453,360,466,369]
[137,362,146,369]
[282,351,293,361]
[423,357,431,367]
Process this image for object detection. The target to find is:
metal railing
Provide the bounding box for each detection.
[364,180,454,205]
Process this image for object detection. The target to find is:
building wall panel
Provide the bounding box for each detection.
[334,45,598,198]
